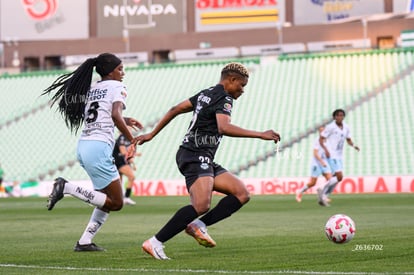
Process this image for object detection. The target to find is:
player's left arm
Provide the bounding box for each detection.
[346,138,360,152]
[216,114,280,143]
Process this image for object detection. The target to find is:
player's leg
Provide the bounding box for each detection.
[143,177,212,259]
[47,141,121,211]
[297,177,317,202]
[142,148,214,259]
[323,159,343,196]
[75,179,124,252]
[119,164,136,205]
[185,171,249,248]
[199,171,249,227]
[321,158,339,195]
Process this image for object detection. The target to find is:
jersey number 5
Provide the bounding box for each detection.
[86,102,99,123]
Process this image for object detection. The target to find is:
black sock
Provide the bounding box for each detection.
[125,188,131,198]
[200,195,243,226]
[155,205,198,243]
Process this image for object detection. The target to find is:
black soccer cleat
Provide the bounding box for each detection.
[47,177,67,211]
[74,242,105,252]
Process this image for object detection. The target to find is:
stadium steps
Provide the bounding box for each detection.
[1,51,413,181]
[236,57,414,178]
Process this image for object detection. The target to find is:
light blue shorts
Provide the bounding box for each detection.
[310,163,331,177]
[77,140,119,190]
[328,158,343,173]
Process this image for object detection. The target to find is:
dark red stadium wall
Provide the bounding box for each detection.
[2,0,412,69]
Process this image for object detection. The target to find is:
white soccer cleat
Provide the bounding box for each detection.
[317,188,329,206]
[124,197,136,205]
[142,237,170,260]
[295,190,302,203]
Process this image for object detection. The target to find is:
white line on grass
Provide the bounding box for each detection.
[0,264,413,275]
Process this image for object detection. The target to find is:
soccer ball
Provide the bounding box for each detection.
[325,214,356,244]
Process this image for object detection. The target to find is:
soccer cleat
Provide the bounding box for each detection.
[142,238,170,260]
[185,221,216,248]
[124,197,136,205]
[295,190,302,203]
[317,188,330,207]
[74,242,105,252]
[47,177,67,210]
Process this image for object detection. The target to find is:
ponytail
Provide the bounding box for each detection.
[42,58,96,133]
[43,53,122,133]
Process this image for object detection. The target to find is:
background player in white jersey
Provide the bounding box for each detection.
[296,126,332,203]
[42,53,142,251]
[318,109,359,206]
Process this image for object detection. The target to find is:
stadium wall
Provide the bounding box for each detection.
[1,0,414,70]
[2,176,414,198]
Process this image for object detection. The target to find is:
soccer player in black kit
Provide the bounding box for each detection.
[135,62,280,260]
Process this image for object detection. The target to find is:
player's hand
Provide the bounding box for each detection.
[126,143,136,160]
[324,149,331,158]
[127,118,144,131]
[261,130,281,144]
[135,133,154,145]
[353,145,360,152]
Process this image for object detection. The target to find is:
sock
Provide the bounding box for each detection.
[299,185,309,193]
[151,236,163,246]
[200,195,243,226]
[125,188,132,198]
[323,177,338,195]
[327,179,339,194]
[155,205,198,243]
[63,181,106,208]
[78,208,109,245]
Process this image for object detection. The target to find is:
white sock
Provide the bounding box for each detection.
[63,182,106,208]
[323,177,338,195]
[151,236,163,245]
[78,208,109,245]
[299,185,309,193]
[192,219,206,228]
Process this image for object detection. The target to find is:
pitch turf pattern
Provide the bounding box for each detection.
[0,194,413,275]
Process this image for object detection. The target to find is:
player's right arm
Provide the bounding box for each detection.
[319,127,331,158]
[136,99,193,145]
[313,148,327,167]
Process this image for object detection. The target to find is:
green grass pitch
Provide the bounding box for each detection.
[0,194,413,274]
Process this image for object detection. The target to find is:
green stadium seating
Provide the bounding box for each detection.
[0,50,413,182]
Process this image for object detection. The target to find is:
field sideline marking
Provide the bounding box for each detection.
[1,264,413,275]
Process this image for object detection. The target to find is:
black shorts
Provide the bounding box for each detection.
[114,155,128,170]
[176,146,227,190]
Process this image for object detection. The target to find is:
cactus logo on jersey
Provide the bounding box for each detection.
[22,0,58,20]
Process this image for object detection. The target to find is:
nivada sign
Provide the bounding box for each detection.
[96,0,185,37]
[195,0,285,32]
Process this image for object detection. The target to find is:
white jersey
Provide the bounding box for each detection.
[321,120,351,159]
[311,137,328,166]
[80,80,127,148]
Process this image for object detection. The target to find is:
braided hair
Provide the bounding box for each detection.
[42,53,121,133]
[220,62,249,79]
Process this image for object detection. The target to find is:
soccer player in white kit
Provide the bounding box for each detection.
[318,109,359,206]
[43,53,142,251]
[296,126,333,203]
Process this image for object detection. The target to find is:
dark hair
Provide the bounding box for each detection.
[42,53,121,133]
[221,62,249,79]
[332,109,346,118]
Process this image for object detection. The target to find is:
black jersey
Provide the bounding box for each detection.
[181,84,233,157]
[112,134,131,158]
